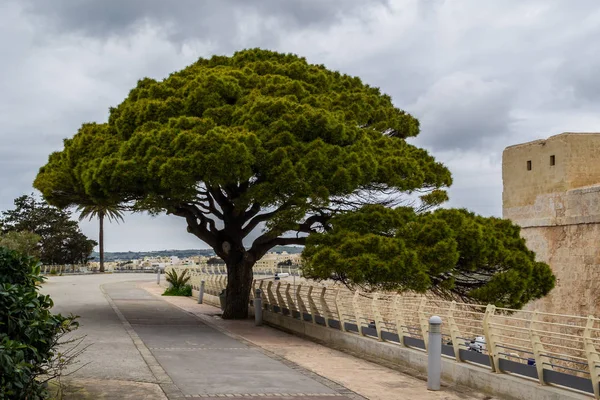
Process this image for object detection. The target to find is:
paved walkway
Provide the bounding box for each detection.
[44,275,493,400]
[105,281,353,399]
[43,274,165,399]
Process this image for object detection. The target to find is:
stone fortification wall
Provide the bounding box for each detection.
[503,132,600,316]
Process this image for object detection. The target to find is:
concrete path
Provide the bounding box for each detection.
[44,275,360,399]
[44,274,493,400]
[43,274,167,399]
[104,280,353,399]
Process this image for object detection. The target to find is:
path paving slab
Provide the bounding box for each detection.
[56,378,167,400]
[103,282,354,399]
[42,275,158,384]
[133,324,243,348]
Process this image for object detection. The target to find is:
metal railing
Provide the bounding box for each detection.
[167,266,600,398]
[41,265,89,274]
[187,264,300,277]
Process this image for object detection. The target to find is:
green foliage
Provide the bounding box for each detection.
[302,205,556,309]
[34,48,449,247]
[77,204,125,224]
[0,247,78,399]
[165,268,191,290]
[162,285,192,297]
[0,231,41,258]
[78,202,125,273]
[163,268,192,296]
[34,49,452,318]
[0,195,97,266]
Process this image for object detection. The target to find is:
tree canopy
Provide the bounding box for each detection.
[302,205,555,309]
[0,231,41,258]
[35,49,452,318]
[1,195,96,265]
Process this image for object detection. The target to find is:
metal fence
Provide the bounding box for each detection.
[39,263,301,276]
[41,265,89,274]
[188,264,301,277]
[168,266,600,399]
[40,265,159,274]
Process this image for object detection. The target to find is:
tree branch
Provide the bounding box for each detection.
[206,184,231,214]
[242,209,279,237]
[242,202,261,222]
[247,213,328,261]
[241,201,295,237]
[297,214,331,233]
[249,235,307,262]
[170,204,219,249]
[193,190,224,220]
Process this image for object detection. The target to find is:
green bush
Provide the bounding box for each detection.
[165,268,190,290]
[0,247,78,399]
[162,285,192,297]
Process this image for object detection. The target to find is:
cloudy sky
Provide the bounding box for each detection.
[2,0,600,252]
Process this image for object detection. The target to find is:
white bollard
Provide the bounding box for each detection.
[427,316,442,391]
[255,289,263,326]
[156,269,161,285]
[198,280,205,304]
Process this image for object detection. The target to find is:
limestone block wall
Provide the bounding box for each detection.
[503,132,600,316]
[522,223,600,316]
[505,185,600,316]
[503,133,600,209]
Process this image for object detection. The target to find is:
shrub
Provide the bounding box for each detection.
[0,247,78,399]
[162,285,192,297]
[165,268,190,290]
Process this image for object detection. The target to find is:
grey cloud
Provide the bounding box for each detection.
[21,0,389,46]
[409,73,514,151]
[556,57,600,107]
[435,150,504,217]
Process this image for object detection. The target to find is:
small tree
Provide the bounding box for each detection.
[0,231,41,258]
[77,203,124,273]
[1,195,97,266]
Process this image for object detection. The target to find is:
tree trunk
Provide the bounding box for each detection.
[99,213,105,273]
[222,256,254,319]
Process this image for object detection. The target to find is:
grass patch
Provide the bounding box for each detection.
[162,285,192,296]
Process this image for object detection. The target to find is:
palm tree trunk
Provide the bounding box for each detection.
[99,212,105,273]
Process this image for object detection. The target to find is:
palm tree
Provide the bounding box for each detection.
[78,204,124,273]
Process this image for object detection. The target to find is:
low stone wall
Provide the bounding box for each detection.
[259,310,590,400]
